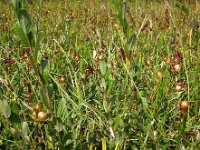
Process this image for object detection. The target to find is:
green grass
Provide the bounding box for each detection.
[0,0,200,149]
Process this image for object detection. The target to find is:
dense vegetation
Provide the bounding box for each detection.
[0,0,199,149]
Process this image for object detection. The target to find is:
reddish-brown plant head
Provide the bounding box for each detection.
[175,79,184,92]
[59,76,66,84]
[26,58,31,65]
[173,64,181,73]
[98,42,106,53]
[175,84,182,92]
[119,48,126,63]
[22,48,30,59]
[164,1,170,23]
[179,101,189,112]
[73,51,79,62]
[163,56,170,65]
[4,59,15,64]
[54,50,61,54]
[86,65,93,77]
[172,51,183,65]
[145,60,152,66]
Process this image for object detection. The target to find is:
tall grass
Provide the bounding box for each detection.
[0,0,199,149]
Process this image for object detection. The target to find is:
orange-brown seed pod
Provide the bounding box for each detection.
[157,71,163,78]
[179,101,189,111]
[59,76,66,84]
[26,58,31,65]
[145,60,152,66]
[173,64,181,73]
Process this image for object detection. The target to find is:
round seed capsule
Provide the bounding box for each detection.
[37,111,48,121]
[31,111,37,120]
[179,101,189,111]
[34,102,43,112]
[173,64,181,72]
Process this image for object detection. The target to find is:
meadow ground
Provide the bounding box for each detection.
[0,0,200,149]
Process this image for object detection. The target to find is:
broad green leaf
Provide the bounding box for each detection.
[42,69,49,85]
[106,79,112,97]
[15,24,29,46]
[10,112,20,124]
[121,2,126,21]
[22,121,29,138]
[48,84,54,99]
[113,0,120,10]
[35,34,40,60]
[124,43,129,59]
[10,0,17,11]
[57,98,68,121]
[39,58,49,84]
[10,0,21,12]
[40,87,49,109]
[113,115,122,130]
[9,101,20,123]
[175,2,189,16]
[10,101,19,114]
[101,78,106,89]
[41,58,48,71]
[124,19,130,38]
[129,34,137,50]
[0,100,11,119]
[75,77,82,100]
[105,67,111,81]
[103,99,108,113]
[54,117,64,132]
[100,61,107,76]
[27,31,35,48]
[18,8,31,34]
[1,32,8,44]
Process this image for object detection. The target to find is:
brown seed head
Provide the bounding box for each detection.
[157,71,163,78]
[146,60,152,66]
[179,101,189,111]
[173,64,181,73]
[59,76,66,84]
[26,58,31,65]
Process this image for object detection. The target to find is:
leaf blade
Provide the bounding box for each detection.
[0,100,11,119]
[18,8,31,34]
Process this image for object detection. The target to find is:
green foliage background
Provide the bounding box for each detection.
[0,0,199,149]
